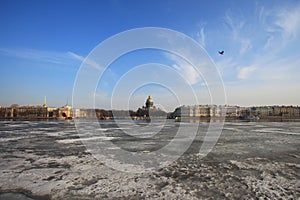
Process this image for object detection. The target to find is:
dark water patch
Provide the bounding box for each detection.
[0,191,50,200]
[0,192,34,200]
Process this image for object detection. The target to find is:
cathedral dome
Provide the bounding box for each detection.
[145,96,154,108]
[147,96,153,102]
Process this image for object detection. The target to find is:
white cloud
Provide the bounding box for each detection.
[197,26,206,47]
[215,57,238,80]
[263,35,274,49]
[0,48,78,65]
[239,39,252,55]
[224,10,245,40]
[222,10,253,56]
[68,51,103,70]
[0,48,103,72]
[238,66,257,79]
[259,4,300,44]
[67,51,85,62]
[164,53,201,85]
[172,63,200,85]
[193,3,300,106]
[235,53,300,83]
[275,6,300,40]
[219,4,300,82]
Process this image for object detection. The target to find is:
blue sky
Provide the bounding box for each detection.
[0,0,300,110]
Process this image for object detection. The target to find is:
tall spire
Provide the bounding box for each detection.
[43,96,47,108]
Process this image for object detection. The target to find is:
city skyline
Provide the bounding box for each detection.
[1,0,300,110]
[1,96,300,121]
[2,95,299,111]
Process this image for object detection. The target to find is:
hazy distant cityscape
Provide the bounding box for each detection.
[1,95,299,121]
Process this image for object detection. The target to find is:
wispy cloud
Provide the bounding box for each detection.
[164,53,201,85]
[223,10,245,41]
[259,4,300,45]
[0,48,105,72]
[238,66,257,79]
[275,6,300,40]
[263,35,274,49]
[0,48,78,66]
[253,4,300,80]
[259,55,300,81]
[68,51,103,70]
[197,25,206,47]
[223,10,253,56]
[67,51,85,62]
[239,39,252,55]
[172,63,200,85]
[215,57,238,80]
[216,3,300,85]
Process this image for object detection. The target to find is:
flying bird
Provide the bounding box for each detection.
[218,51,224,55]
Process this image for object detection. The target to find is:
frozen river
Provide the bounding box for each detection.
[0,120,299,199]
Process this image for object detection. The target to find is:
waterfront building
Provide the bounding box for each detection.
[0,107,14,119]
[176,106,192,117]
[210,105,218,117]
[0,105,48,119]
[0,97,74,119]
[136,96,166,118]
[294,106,300,117]
[179,106,191,117]
[198,105,210,117]
[225,105,238,117]
[255,106,274,117]
[172,104,227,118]
[15,106,48,119]
[273,106,283,116]
[58,104,72,119]
[72,108,81,118]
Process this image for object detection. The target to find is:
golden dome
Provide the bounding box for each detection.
[147,96,153,102]
[145,96,154,108]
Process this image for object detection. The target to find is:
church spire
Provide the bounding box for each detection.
[43,96,47,108]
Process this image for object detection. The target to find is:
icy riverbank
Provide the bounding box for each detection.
[0,121,299,199]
